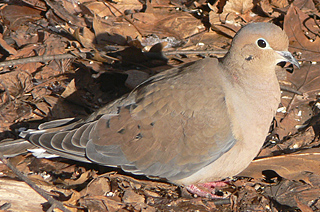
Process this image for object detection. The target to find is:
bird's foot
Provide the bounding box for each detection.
[186,181,230,199]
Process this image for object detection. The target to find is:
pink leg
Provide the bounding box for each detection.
[186,181,230,199]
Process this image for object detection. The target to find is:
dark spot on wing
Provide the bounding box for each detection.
[135,133,143,139]
[118,128,125,134]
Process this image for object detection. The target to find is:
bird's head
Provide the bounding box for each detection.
[223,22,300,72]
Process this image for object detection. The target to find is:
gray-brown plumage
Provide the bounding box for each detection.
[2,22,299,186]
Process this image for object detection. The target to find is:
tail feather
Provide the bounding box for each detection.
[38,132,57,150]
[51,131,70,151]
[80,122,96,147]
[61,133,86,155]
[71,123,89,147]
[29,129,90,163]
[38,118,80,130]
[9,117,95,162]
[0,139,36,157]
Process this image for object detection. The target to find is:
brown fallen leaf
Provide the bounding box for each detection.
[122,189,145,204]
[274,105,313,141]
[223,0,253,15]
[79,195,125,211]
[62,170,92,186]
[44,0,86,27]
[235,184,270,211]
[93,14,129,46]
[238,148,320,183]
[273,62,320,141]
[80,0,142,17]
[1,5,42,31]
[284,5,320,62]
[73,27,96,49]
[259,126,316,157]
[133,12,204,40]
[294,195,314,212]
[0,34,17,55]
[287,63,320,104]
[83,177,111,197]
[263,178,319,209]
[293,0,317,11]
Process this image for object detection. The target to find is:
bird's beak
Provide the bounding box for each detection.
[276,51,300,68]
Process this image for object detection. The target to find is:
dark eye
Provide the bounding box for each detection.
[257,39,267,48]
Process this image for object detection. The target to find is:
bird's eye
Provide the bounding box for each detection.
[256,38,272,50]
[257,39,267,48]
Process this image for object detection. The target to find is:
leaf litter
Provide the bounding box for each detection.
[0,0,319,211]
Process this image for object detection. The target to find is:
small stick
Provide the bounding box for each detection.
[0,152,71,212]
[0,50,227,69]
[0,52,86,68]
[164,50,227,55]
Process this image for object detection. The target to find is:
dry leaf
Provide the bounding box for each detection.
[0,34,17,55]
[223,0,254,14]
[80,0,142,17]
[84,177,111,196]
[294,196,314,212]
[239,148,320,182]
[284,5,320,62]
[264,179,320,209]
[73,27,95,48]
[62,170,92,186]
[61,79,77,99]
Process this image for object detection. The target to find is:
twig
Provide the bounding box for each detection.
[0,52,86,68]
[0,152,71,212]
[0,50,227,70]
[280,84,303,95]
[164,50,227,55]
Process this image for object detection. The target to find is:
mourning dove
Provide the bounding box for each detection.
[1,22,299,195]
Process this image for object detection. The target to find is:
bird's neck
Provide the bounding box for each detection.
[220,62,281,150]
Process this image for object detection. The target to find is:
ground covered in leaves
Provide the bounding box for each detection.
[0,0,320,211]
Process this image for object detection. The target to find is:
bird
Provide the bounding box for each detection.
[0,22,299,198]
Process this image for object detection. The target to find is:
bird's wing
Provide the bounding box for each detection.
[23,58,237,181]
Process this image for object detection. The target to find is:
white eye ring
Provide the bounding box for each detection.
[256,38,271,49]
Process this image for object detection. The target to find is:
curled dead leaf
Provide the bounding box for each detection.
[238,148,320,183]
